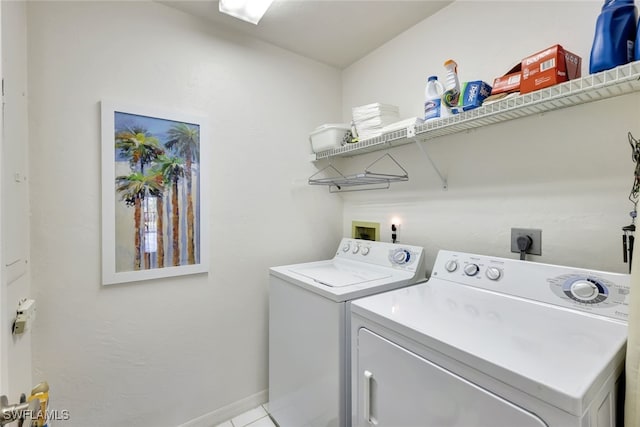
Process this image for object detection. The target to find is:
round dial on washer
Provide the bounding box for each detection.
[352,245,360,254]
[464,263,480,276]
[391,248,411,265]
[361,247,370,256]
[342,243,350,253]
[485,267,502,281]
[445,260,458,272]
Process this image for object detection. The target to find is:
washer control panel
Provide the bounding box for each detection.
[335,238,426,274]
[431,250,630,321]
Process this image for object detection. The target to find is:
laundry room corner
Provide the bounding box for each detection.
[339,1,638,274]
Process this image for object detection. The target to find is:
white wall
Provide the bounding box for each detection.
[340,1,640,273]
[27,2,342,425]
[2,0,33,400]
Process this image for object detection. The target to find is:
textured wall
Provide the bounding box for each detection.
[26,2,343,425]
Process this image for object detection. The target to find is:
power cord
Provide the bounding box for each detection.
[517,235,533,261]
[624,131,639,272]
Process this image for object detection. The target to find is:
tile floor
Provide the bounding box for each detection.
[215,404,275,427]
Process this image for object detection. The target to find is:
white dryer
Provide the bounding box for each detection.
[269,238,426,427]
[351,250,630,427]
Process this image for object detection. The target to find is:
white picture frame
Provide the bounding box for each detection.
[101,100,209,285]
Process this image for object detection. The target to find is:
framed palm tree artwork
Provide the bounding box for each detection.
[101,101,209,284]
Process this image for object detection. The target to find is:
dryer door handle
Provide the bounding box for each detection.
[363,370,377,425]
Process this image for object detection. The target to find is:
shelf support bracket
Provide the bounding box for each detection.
[408,126,447,190]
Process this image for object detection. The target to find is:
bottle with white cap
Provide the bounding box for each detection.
[424,76,447,121]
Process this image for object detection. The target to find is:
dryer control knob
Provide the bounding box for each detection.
[445,260,458,272]
[352,245,360,254]
[361,247,370,256]
[485,267,502,281]
[342,243,350,253]
[464,263,480,276]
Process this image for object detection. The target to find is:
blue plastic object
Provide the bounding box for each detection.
[590,0,637,74]
[636,14,640,60]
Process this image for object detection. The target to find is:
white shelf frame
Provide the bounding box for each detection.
[313,61,640,161]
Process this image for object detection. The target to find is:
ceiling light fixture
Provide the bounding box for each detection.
[218,0,274,25]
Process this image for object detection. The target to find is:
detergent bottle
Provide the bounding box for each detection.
[636,12,640,60]
[589,0,637,73]
[424,76,447,121]
[442,60,461,111]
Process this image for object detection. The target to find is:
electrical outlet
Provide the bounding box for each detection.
[510,228,542,256]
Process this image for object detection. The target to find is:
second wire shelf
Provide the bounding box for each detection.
[308,153,408,193]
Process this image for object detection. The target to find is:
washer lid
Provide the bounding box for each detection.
[271,258,417,302]
[351,279,628,416]
[288,262,392,287]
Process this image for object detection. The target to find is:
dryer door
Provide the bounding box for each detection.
[354,328,548,427]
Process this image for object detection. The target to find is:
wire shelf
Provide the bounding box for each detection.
[313,61,640,160]
[308,153,409,193]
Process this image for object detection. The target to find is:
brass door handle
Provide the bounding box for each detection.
[0,395,39,426]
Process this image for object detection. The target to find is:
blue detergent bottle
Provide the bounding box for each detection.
[590,0,637,74]
[636,12,640,60]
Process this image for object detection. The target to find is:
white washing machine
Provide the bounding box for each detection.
[351,250,630,427]
[269,238,426,427]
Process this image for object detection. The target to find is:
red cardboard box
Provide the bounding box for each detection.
[520,45,582,94]
[492,72,521,95]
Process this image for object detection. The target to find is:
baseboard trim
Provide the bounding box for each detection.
[179,389,268,427]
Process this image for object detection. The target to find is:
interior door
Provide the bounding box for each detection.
[0,0,7,397]
[354,328,547,427]
[1,0,33,407]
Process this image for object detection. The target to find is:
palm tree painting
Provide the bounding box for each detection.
[110,109,203,277]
